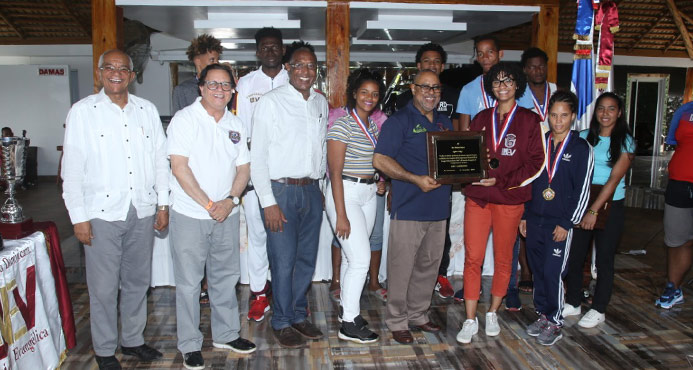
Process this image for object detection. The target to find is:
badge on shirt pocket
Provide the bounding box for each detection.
[229,130,241,144]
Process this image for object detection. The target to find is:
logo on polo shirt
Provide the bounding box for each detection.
[229,130,241,144]
[552,248,562,257]
[413,124,427,133]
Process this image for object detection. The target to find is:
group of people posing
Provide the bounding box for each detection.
[62,27,646,370]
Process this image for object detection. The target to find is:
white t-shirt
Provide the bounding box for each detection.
[167,98,250,219]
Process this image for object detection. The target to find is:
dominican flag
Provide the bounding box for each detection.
[570,0,599,131]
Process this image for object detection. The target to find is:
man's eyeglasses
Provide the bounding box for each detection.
[414,84,442,93]
[205,81,233,91]
[289,63,317,70]
[492,78,515,88]
[100,65,132,74]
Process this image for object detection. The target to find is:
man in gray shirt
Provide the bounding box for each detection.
[172,34,223,115]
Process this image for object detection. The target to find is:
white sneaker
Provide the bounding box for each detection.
[578,309,605,328]
[456,318,478,344]
[485,312,500,337]
[562,303,581,317]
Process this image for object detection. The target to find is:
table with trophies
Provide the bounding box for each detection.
[0,136,75,368]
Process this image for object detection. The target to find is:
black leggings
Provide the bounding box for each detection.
[564,199,625,313]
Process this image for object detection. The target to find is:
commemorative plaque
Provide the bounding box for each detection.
[426,131,489,184]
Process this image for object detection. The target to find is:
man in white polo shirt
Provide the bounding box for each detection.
[167,64,256,369]
[235,27,289,322]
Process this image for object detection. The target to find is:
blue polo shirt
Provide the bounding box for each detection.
[375,101,452,221]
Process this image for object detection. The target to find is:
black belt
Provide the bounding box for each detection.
[246,185,255,192]
[342,174,376,184]
[271,177,318,186]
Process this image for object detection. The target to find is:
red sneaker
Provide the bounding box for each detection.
[247,295,270,322]
[435,275,454,298]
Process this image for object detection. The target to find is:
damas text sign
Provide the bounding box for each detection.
[37,68,65,76]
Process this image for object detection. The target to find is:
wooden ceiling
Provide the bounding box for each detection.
[0,0,691,59]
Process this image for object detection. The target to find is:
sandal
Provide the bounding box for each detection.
[199,289,210,306]
[369,288,387,302]
[518,280,533,294]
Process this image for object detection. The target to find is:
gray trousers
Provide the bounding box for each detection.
[85,204,155,356]
[386,219,446,331]
[170,210,241,353]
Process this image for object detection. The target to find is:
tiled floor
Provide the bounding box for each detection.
[15,179,693,369]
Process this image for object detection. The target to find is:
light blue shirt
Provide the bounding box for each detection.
[457,75,494,119]
[580,130,634,200]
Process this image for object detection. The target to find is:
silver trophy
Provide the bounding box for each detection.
[1,137,29,223]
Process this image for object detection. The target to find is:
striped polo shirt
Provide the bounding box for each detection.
[327,113,379,176]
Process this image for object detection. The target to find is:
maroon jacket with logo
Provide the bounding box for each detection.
[465,106,546,207]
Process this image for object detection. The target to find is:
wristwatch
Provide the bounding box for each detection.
[157,205,169,211]
[227,195,241,206]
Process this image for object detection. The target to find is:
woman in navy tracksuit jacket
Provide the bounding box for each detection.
[519,91,594,345]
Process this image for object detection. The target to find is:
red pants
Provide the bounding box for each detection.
[463,199,524,300]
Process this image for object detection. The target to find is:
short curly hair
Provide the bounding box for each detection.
[186,34,223,62]
[284,40,315,64]
[415,43,447,64]
[483,62,527,99]
[345,68,385,111]
[521,47,548,67]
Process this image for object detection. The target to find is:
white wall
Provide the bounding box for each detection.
[0,65,72,176]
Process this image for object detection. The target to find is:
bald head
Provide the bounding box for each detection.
[413,69,439,85]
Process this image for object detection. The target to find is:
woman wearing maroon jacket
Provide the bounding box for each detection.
[456,62,545,344]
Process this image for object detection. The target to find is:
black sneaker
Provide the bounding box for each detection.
[95,355,122,370]
[213,337,257,354]
[183,351,204,370]
[338,315,379,344]
[121,344,163,361]
[338,306,368,325]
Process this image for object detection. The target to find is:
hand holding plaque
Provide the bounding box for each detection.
[426,131,489,184]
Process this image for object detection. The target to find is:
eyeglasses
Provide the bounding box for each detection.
[204,81,233,91]
[289,63,317,70]
[492,78,515,88]
[100,65,132,74]
[414,84,442,93]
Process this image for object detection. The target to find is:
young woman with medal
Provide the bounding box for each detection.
[519,91,594,345]
[325,69,386,344]
[456,62,545,344]
[563,92,635,328]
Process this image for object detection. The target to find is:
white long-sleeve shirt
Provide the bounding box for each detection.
[61,89,169,224]
[250,84,328,208]
[235,67,288,139]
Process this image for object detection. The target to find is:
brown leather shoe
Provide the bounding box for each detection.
[414,321,441,332]
[291,320,324,339]
[274,327,305,348]
[392,330,414,344]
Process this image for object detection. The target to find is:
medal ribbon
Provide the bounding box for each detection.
[531,83,550,122]
[546,132,571,185]
[350,109,377,148]
[481,76,496,109]
[491,102,518,152]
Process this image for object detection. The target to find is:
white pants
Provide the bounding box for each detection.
[325,179,377,322]
[243,189,270,293]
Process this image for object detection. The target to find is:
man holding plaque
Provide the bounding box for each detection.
[373,70,452,344]
[62,49,168,369]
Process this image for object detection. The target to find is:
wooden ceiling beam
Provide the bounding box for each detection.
[679,11,693,26]
[665,0,693,59]
[0,6,24,39]
[58,0,90,37]
[664,34,681,52]
[628,11,668,51]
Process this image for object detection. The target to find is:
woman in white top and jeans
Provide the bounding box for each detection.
[325,69,385,343]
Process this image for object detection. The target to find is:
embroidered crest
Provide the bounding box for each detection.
[413,124,427,134]
[504,133,516,148]
[229,130,241,144]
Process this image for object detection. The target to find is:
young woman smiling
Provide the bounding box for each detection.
[563,92,635,328]
[457,62,545,344]
[325,69,386,344]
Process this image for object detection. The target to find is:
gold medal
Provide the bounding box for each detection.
[542,187,555,201]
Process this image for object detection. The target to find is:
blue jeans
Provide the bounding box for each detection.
[262,181,323,330]
[506,235,521,295]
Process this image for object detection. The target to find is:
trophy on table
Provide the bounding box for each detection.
[0,136,33,239]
